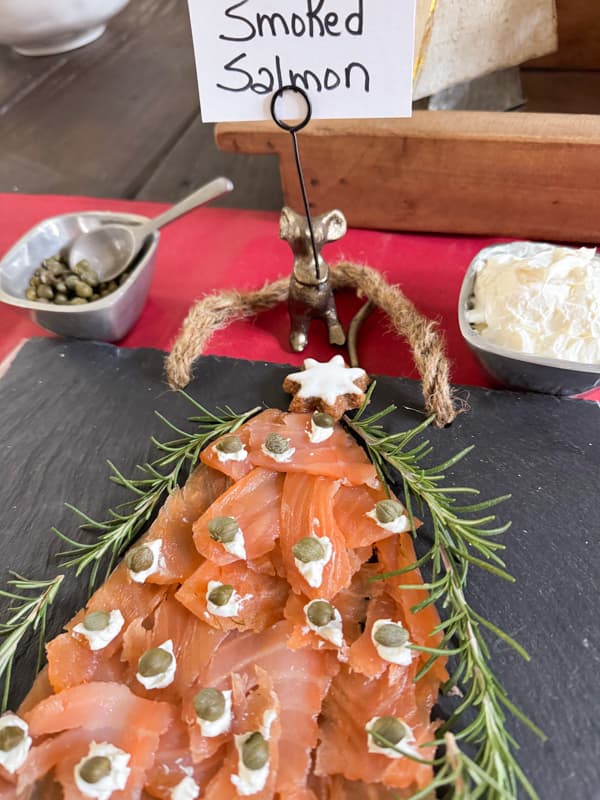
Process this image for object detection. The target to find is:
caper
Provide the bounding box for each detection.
[208,516,239,544]
[37,285,54,300]
[54,280,67,294]
[90,293,100,302]
[69,297,88,305]
[307,600,335,627]
[216,435,243,454]
[138,646,173,677]
[75,281,93,299]
[84,269,100,288]
[25,288,38,301]
[30,275,41,287]
[375,500,404,524]
[293,537,326,563]
[125,545,154,573]
[54,294,69,305]
[312,411,335,429]
[241,732,269,771]
[72,260,90,277]
[49,262,65,278]
[193,687,226,721]
[33,268,41,277]
[107,281,118,292]
[39,270,52,285]
[370,716,407,747]
[0,726,25,752]
[78,755,112,784]
[374,623,409,649]
[36,297,51,304]
[264,433,291,455]
[65,274,80,291]
[208,584,234,607]
[83,610,111,632]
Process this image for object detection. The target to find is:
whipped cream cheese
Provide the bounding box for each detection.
[366,717,419,759]
[136,640,176,690]
[171,775,200,800]
[197,690,233,738]
[216,445,248,464]
[206,581,242,618]
[294,535,332,589]
[466,243,600,364]
[231,709,276,796]
[261,443,295,463]
[366,508,408,534]
[128,539,164,584]
[307,417,334,443]
[221,527,246,561]
[74,742,131,799]
[0,714,31,774]
[304,600,344,647]
[371,619,413,666]
[73,610,125,651]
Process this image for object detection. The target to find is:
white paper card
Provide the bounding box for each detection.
[187,1,416,123]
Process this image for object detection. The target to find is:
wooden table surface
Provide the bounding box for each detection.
[0,0,283,209]
[0,0,598,208]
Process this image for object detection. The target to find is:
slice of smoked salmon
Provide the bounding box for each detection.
[280,473,361,601]
[243,409,377,486]
[203,666,281,800]
[193,468,283,567]
[315,666,437,792]
[121,591,228,704]
[47,633,126,693]
[205,620,339,798]
[333,564,378,648]
[310,775,403,799]
[136,463,230,585]
[376,536,448,685]
[284,593,347,659]
[200,428,254,482]
[334,484,413,549]
[175,560,288,633]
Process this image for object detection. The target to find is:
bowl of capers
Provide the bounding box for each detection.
[0,210,158,341]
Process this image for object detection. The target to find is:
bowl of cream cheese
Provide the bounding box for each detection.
[458,241,600,395]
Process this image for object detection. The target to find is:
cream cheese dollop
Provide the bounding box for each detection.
[74,741,131,799]
[197,689,233,738]
[171,775,200,800]
[215,445,248,464]
[136,640,176,690]
[73,610,125,651]
[128,539,164,584]
[206,581,242,618]
[366,717,419,759]
[307,417,334,443]
[0,714,31,774]
[222,527,246,561]
[304,600,344,647]
[294,535,332,589]
[371,619,413,666]
[466,243,600,364]
[261,443,295,463]
[231,709,276,796]
[366,507,408,533]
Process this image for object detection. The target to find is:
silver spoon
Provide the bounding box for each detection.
[69,177,234,281]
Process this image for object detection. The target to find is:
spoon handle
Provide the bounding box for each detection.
[136,177,234,239]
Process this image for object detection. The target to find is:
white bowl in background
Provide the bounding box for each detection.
[0,0,130,56]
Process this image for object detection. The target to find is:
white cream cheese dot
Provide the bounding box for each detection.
[261,442,295,463]
[223,527,246,561]
[74,742,131,800]
[216,445,248,464]
[371,619,413,666]
[307,417,334,443]
[171,775,200,800]
[206,581,242,618]
[0,714,31,774]
[136,639,176,690]
[294,536,332,589]
[366,717,419,759]
[366,507,408,533]
[304,600,344,647]
[197,690,233,738]
[73,610,125,651]
[128,539,164,584]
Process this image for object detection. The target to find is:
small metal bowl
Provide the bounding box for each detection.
[458,242,600,396]
[0,211,158,342]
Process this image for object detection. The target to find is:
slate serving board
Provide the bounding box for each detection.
[0,338,598,800]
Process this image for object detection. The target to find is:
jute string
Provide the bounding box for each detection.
[165,262,459,427]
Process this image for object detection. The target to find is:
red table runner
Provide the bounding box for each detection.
[1,193,598,401]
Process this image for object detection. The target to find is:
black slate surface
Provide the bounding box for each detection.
[0,338,598,799]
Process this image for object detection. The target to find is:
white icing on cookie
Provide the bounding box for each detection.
[285,356,366,406]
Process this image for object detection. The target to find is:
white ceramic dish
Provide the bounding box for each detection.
[0,0,130,56]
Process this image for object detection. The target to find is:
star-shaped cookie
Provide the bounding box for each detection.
[283,355,370,419]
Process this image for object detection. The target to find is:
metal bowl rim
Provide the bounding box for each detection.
[458,243,600,377]
[0,210,159,314]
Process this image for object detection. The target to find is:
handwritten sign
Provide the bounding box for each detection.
[187,1,416,123]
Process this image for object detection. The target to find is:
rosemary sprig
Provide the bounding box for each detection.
[0,573,64,711]
[345,385,545,800]
[53,393,261,588]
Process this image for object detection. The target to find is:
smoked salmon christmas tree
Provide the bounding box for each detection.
[0,358,542,799]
